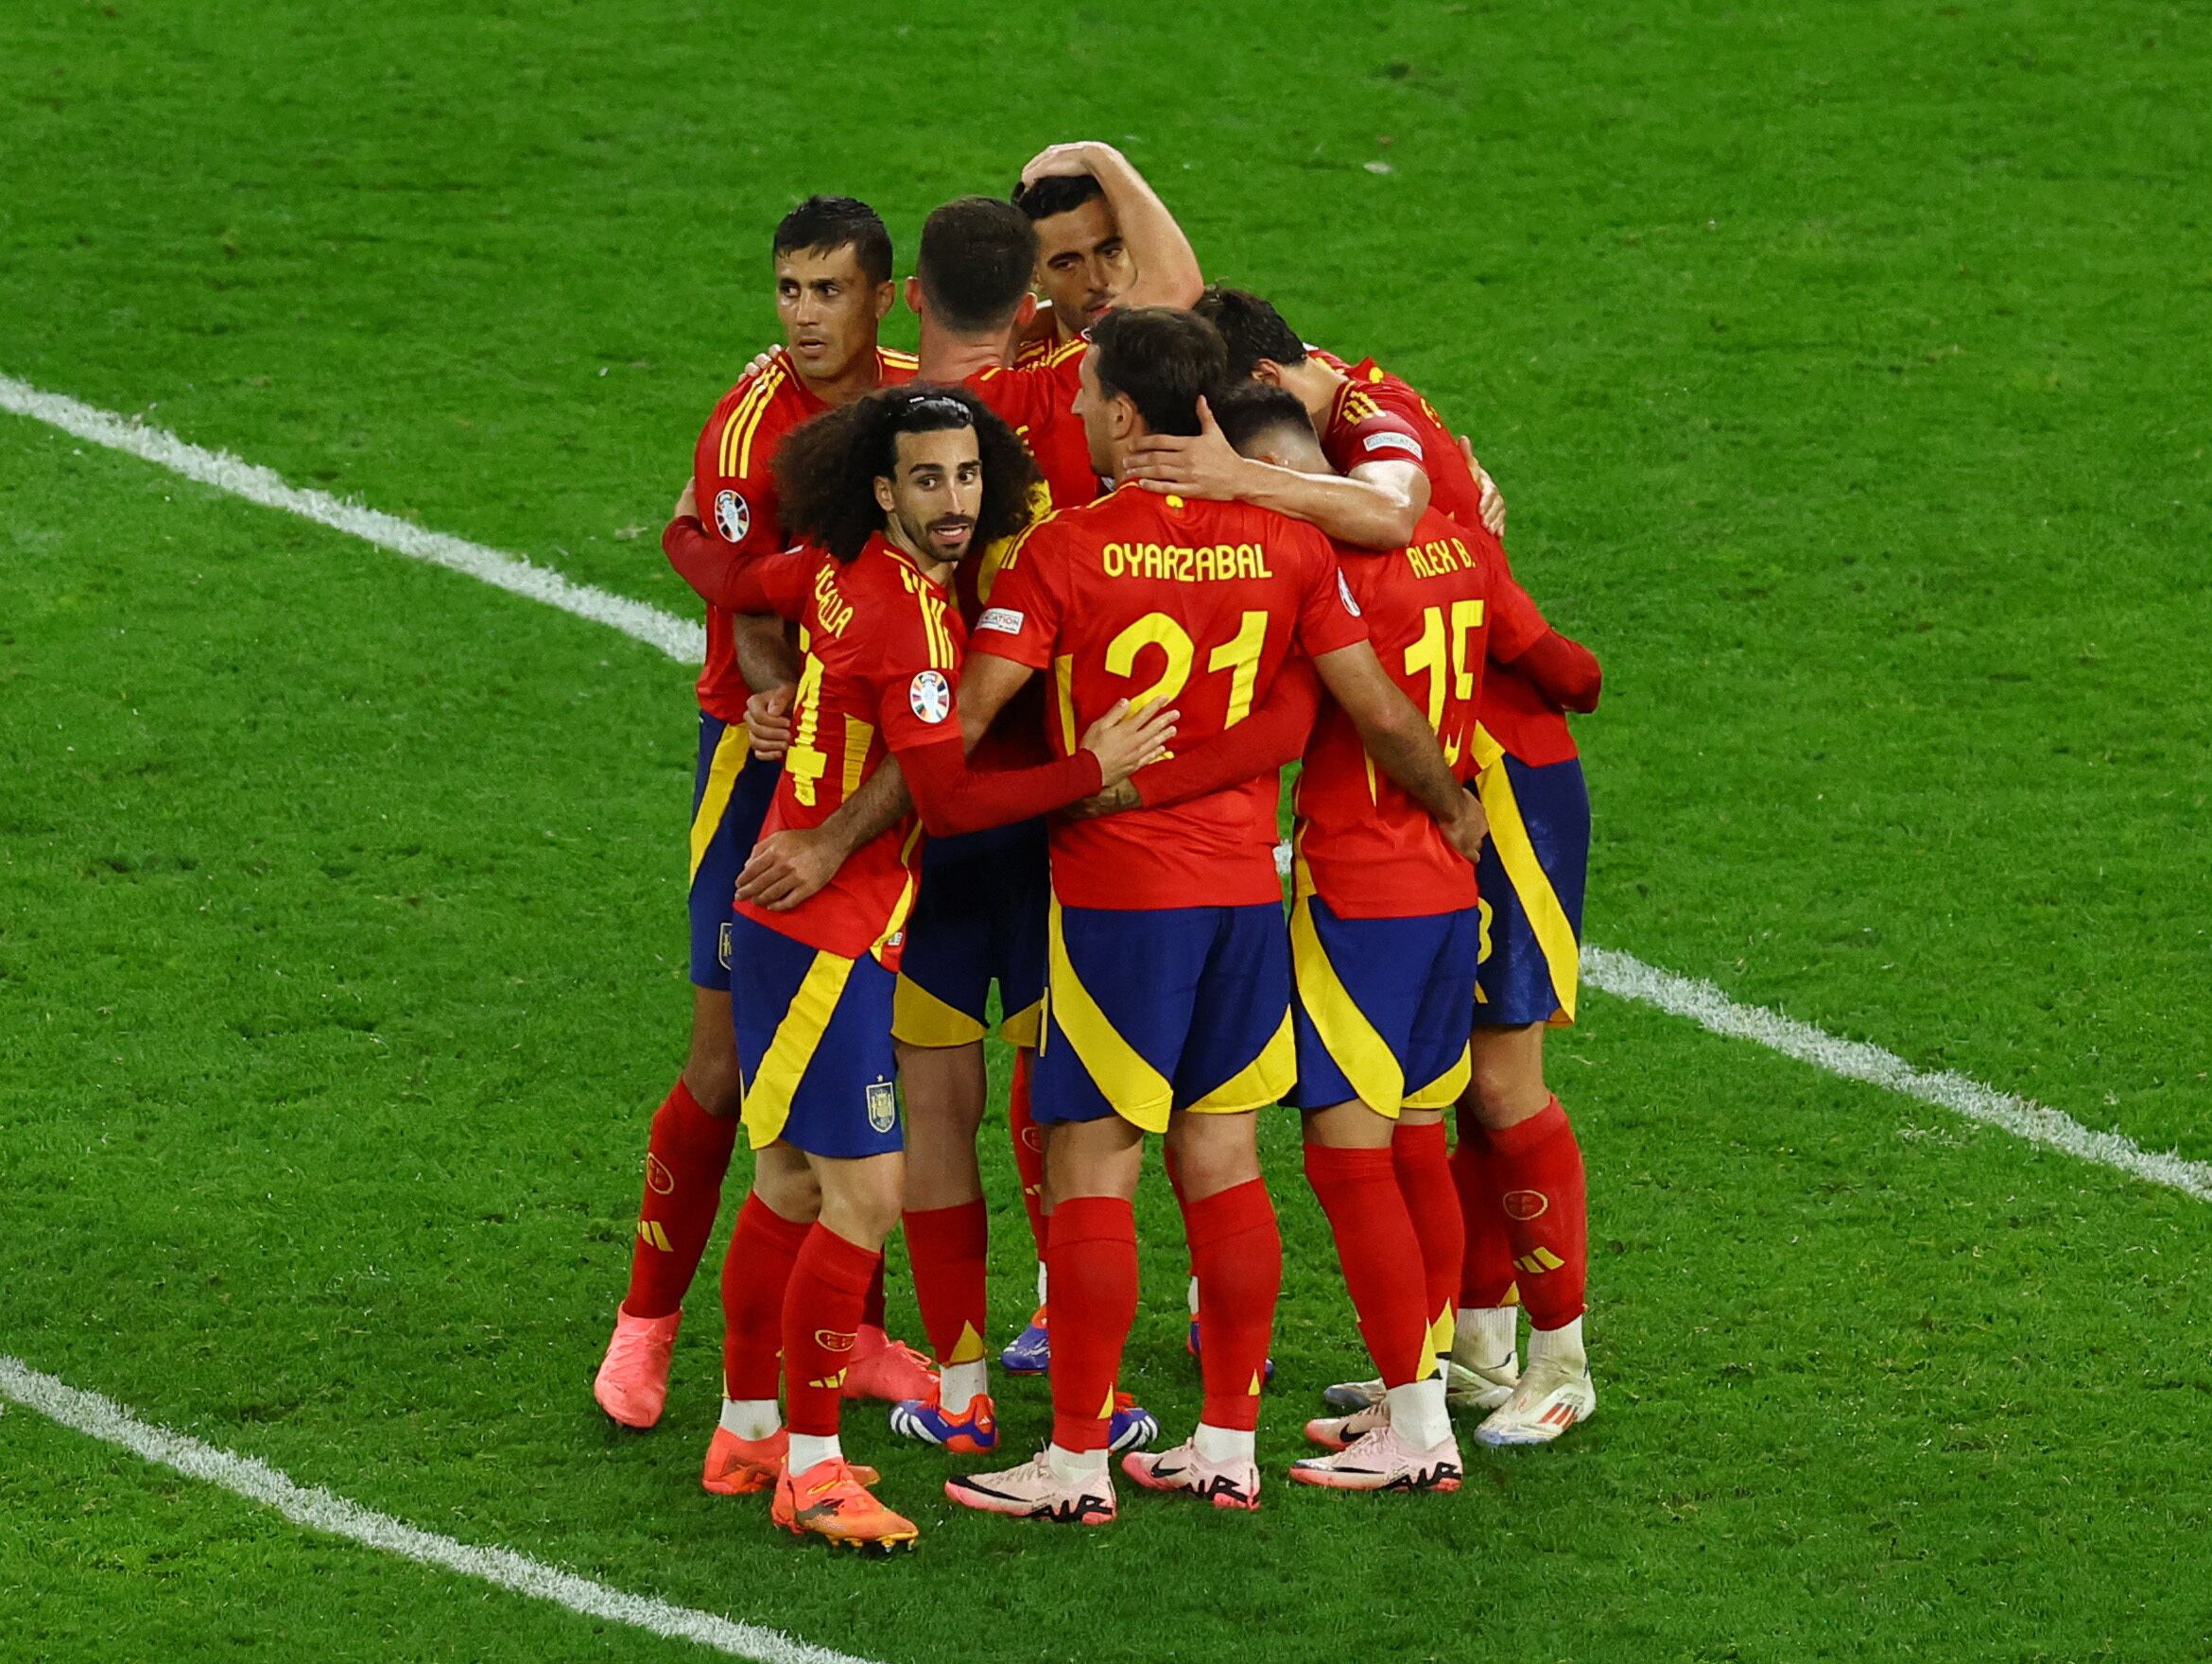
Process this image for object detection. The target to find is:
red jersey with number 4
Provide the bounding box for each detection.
[682,346,918,721]
[974,485,1368,910]
[715,535,967,968]
[1314,348,1577,769]
[1295,508,1557,919]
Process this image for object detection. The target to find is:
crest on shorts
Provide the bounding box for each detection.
[866,1078,898,1134]
[908,669,951,724]
[714,489,750,544]
[717,921,733,970]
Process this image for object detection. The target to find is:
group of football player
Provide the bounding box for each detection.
[588,142,1603,1551]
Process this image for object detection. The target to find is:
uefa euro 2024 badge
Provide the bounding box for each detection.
[714,489,750,544]
[908,669,951,724]
[865,1080,898,1134]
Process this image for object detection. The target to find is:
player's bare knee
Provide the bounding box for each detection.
[1165,1113,1263,1201]
[1465,1024,1550,1128]
[683,989,744,1117]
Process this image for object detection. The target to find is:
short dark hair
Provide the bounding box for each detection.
[1011,173,1106,222]
[771,384,1042,563]
[772,195,893,287]
[1192,285,1308,380]
[1090,307,1229,438]
[1208,381,1318,457]
[917,198,1040,334]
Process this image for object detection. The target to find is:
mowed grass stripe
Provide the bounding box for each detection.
[6,371,2195,1207]
[0,1355,884,1664]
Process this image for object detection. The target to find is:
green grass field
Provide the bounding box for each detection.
[5,2,2209,1659]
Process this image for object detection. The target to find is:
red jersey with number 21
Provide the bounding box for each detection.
[973,486,1368,911]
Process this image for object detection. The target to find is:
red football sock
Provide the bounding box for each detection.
[1487,1098,1588,1328]
[1046,1197,1138,1453]
[1302,1143,1427,1388]
[1181,1179,1281,1431]
[719,1191,809,1400]
[621,1079,739,1321]
[904,1199,989,1367]
[860,1256,888,1332]
[1392,1120,1465,1345]
[1007,1049,1049,1261]
[1452,1127,1519,1309]
[781,1222,881,1438]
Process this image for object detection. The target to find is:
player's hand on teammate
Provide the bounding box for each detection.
[1080,697,1180,787]
[1443,792,1490,865]
[745,685,795,759]
[745,686,795,758]
[735,827,844,911]
[1457,434,1507,536]
[1123,396,1253,501]
[1065,778,1142,820]
[673,478,698,522]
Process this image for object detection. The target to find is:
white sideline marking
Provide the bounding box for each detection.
[7,370,2201,1208]
[0,1355,883,1664]
[1581,948,2212,1201]
[0,373,704,666]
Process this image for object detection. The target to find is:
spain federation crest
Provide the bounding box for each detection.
[865,1079,898,1134]
[713,489,750,544]
[908,669,951,724]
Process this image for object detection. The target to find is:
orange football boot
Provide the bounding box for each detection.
[773,1457,919,1552]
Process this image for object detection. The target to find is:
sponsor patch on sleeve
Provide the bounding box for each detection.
[713,489,751,543]
[1359,430,1426,461]
[976,606,1025,635]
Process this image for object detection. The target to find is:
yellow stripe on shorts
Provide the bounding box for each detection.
[1184,1006,1294,1115]
[891,974,987,1049]
[999,997,1043,1050]
[1405,1042,1472,1110]
[1470,723,1581,1023]
[1287,895,1404,1116]
[1046,896,1173,1133]
[688,723,752,885]
[740,948,855,1151]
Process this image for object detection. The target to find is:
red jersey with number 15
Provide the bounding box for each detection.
[973,486,1368,911]
[1312,348,1577,769]
[714,535,967,968]
[1294,507,1557,919]
[683,346,918,721]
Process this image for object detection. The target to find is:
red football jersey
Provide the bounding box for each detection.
[1294,507,1554,919]
[683,346,918,721]
[1314,348,1576,767]
[718,535,968,967]
[974,485,1369,910]
[969,337,1100,528]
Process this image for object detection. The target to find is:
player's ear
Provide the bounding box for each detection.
[903,275,925,319]
[1014,292,1038,331]
[873,279,896,322]
[1253,359,1284,388]
[873,473,898,515]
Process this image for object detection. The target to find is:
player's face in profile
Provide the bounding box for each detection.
[1032,199,1131,333]
[883,425,983,563]
[775,245,888,383]
[1073,346,1124,477]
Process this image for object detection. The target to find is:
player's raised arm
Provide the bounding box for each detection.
[1018,141,1201,313]
[1103,655,1323,815]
